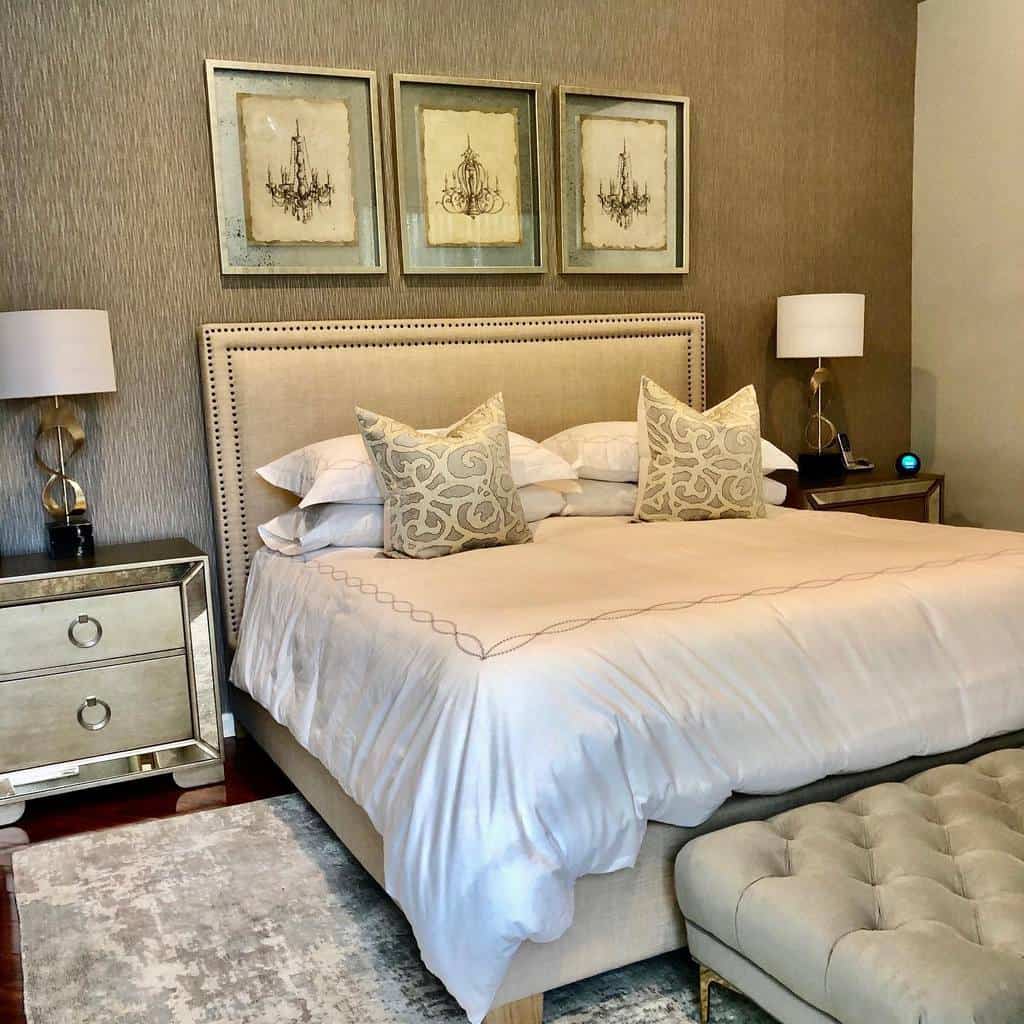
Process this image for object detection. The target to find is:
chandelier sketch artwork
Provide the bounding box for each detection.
[265,121,335,224]
[597,139,651,230]
[439,135,506,218]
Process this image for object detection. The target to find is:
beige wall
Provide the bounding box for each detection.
[0,0,917,564]
[913,0,1024,530]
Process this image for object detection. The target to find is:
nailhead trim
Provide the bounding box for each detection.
[202,313,704,334]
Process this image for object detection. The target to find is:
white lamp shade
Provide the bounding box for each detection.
[0,309,116,399]
[776,293,865,359]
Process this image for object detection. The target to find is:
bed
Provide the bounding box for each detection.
[198,313,1024,1024]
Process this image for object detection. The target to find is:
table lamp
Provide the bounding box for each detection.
[0,309,117,559]
[776,293,864,480]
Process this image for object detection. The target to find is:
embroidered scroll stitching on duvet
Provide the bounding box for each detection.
[311,561,488,658]
[310,547,1024,661]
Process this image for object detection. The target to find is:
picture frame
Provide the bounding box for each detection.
[392,74,545,274]
[557,86,689,275]
[204,59,387,275]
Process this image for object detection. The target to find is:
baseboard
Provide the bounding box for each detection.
[222,712,236,738]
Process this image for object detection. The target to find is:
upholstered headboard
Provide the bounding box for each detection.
[199,312,706,645]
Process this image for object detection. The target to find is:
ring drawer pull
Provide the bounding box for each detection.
[77,696,112,732]
[68,614,103,649]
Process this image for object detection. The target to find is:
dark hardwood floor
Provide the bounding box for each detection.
[0,738,294,1024]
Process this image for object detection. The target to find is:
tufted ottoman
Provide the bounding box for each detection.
[675,749,1024,1024]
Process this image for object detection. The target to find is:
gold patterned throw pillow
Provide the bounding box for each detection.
[635,377,766,522]
[355,394,533,559]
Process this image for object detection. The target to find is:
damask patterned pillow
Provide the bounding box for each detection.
[354,394,533,559]
[635,377,766,522]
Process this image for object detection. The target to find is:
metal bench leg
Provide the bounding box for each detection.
[699,964,742,1024]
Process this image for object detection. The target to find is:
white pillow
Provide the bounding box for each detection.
[259,484,564,555]
[542,421,638,482]
[542,421,797,481]
[257,434,377,505]
[518,484,566,522]
[559,477,786,517]
[505,433,580,493]
[760,439,798,474]
[259,503,384,555]
[762,476,788,506]
[561,480,638,517]
[258,429,579,508]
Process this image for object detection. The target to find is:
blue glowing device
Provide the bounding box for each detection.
[896,452,921,477]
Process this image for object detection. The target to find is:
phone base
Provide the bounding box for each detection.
[798,451,846,481]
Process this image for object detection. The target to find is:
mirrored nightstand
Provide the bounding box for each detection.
[772,469,944,524]
[0,540,223,825]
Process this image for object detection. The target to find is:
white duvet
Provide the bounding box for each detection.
[231,509,1024,1021]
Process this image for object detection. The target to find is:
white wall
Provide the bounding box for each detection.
[913,0,1024,530]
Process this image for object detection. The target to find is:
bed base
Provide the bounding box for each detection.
[232,686,1024,1019]
[482,994,543,1024]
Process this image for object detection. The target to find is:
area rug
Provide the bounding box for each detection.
[14,794,771,1023]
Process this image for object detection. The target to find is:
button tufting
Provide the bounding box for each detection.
[677,747,1024,1018]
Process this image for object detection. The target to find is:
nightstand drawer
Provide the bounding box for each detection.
[0,656,192,773]
[0,586,185,676]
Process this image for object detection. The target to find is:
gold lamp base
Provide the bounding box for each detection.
[805,361,838,452]
[35,396,95,560]
[797,360,845,480]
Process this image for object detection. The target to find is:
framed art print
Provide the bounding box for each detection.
[392,74,545,274]
[205,60,387,274]
[557,86,689,274]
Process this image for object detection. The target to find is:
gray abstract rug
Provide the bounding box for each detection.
[14,794,772,1023]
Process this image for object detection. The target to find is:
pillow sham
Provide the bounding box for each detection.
[258,483,562,556]
[558,477,785,517]
[760,439,798,475]
[762,476,788,506]
[542,420,795,482]
[505,433,580,494]
[355,393,533,559]
[258,428,578,508]
[519,484,566,522]
[259,504,385,556]
[541,421,639,482]
[257,432,378,505]
[561,479,639,517]
[635,377,766,522]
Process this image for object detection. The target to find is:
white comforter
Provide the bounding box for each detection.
[231,509,1024,1021]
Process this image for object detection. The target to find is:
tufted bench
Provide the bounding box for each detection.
[675,748,1024,1024]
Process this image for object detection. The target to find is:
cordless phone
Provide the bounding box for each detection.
[836,432,874,472]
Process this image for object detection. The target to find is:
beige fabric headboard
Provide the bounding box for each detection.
[199,312,706,645]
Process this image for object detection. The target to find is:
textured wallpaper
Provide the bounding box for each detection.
[0,0,916,575]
